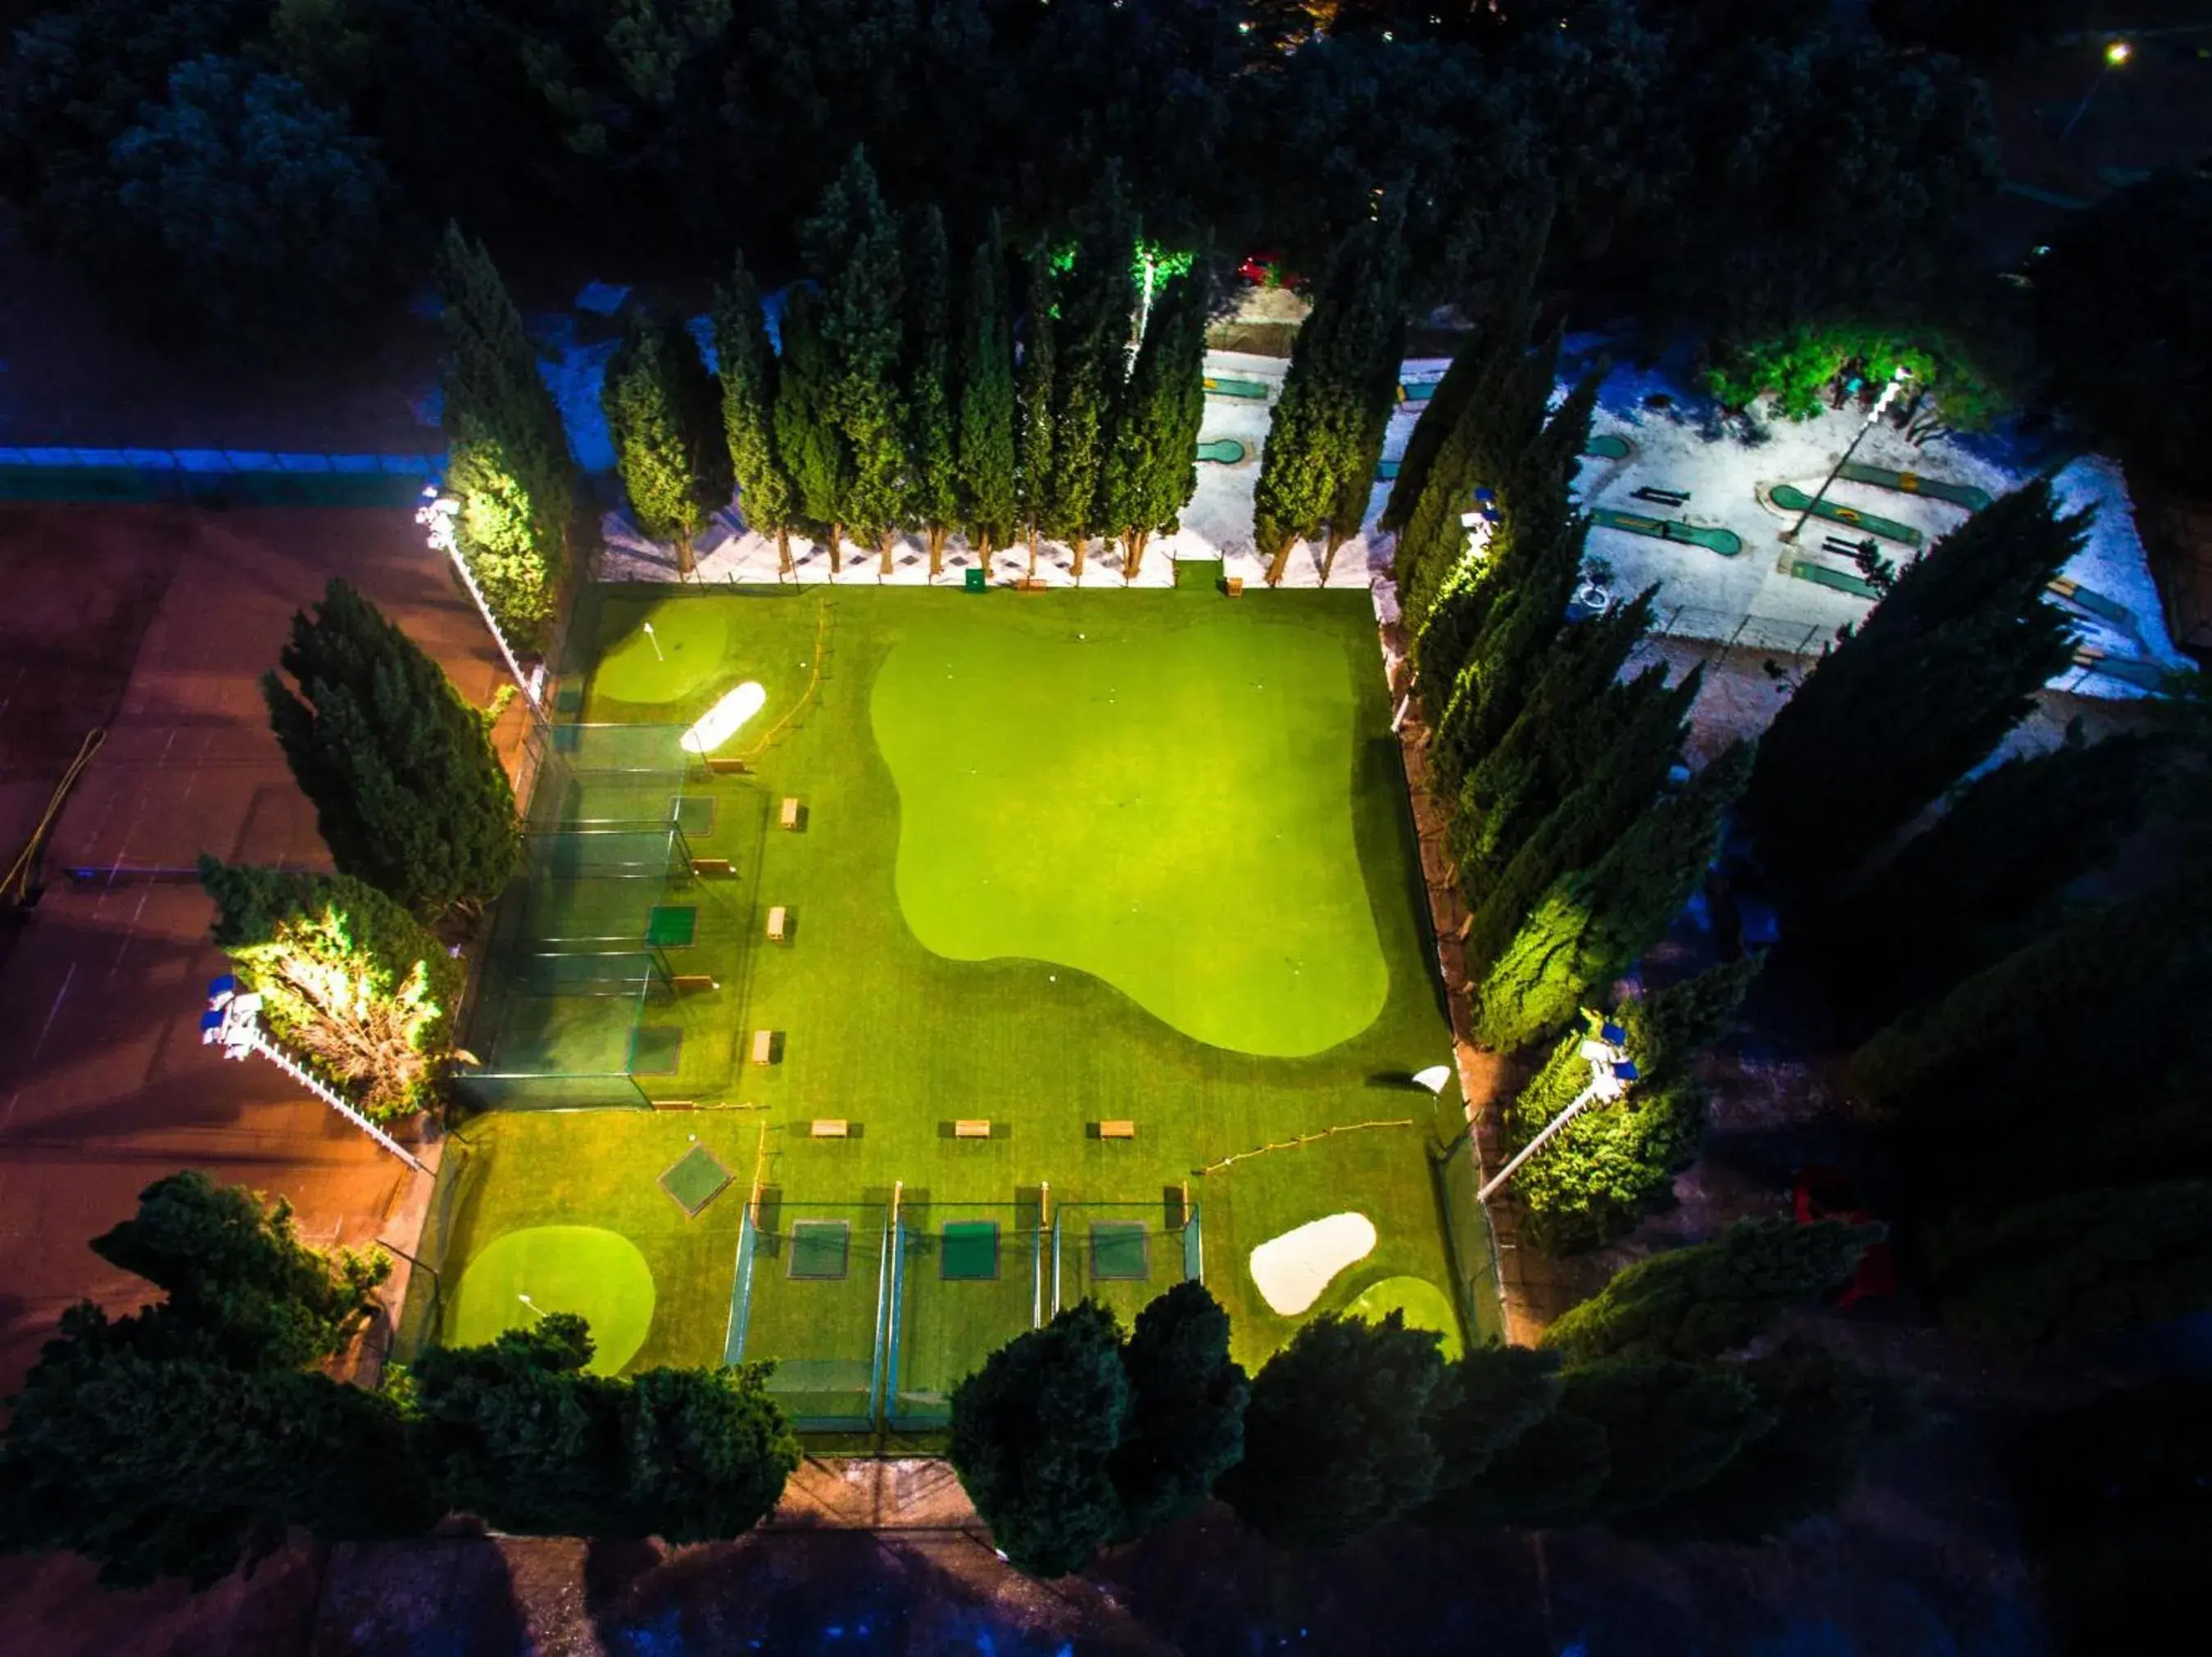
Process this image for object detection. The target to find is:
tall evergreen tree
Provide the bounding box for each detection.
[956,215,1019,565]
[437,224,575,650]
[1325,310,1407,579]
[1015,248,1058,577]
[1541,1217,1884,1368]
[712,250,799,577]
[1472,741,1752,1050]
[1253,263,1345,584]
[1217,1311,1453,1550]
[773,286,854,571]
[906,206,961,577]
[1554,1356,1767,1523]
[1045,174,1139,576]
[947,1302,1131,1578]
[602,308,725,571]
[262,579,520,917]
[1099,268,1207,581]
[1108,1282,1249,1541]
[1625,1341,1924,1542]
[1742,480,2086,897]
[1820,727,2168,1024]
[198,859,461,1121]
[802,148,908,572]
[1422,1343,1563,1501]
[1440,1395,1613,1531]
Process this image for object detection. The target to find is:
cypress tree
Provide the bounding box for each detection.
[436,224,574,649]
[602,309,724,570]
[1462,664,1702,975]
[1326,310,1407,580]
[1422,1343,1563,1501]
[1099,269,1207,581]
[262,579,519,917]
[1742,481,2087,898]
[712,250,798,577]
[802,149,908,573]
[773,286,854,571]
[1217,1311,1452,1550]
[1108,1281,1249,1541]
[1624,1341,1924,1542]
[1442,1396,1612,1531]
[907,206,960,578]
[1045,176,1138,577]
[1822,727,2168,1023]
[1382,210,1548,535]
[197,858,461,1121]
[1253,246,1348,583]
[1472,742,1752,1050]
[1015,248,1058,578]
[1556,1357,1767,1523]
[956,215,1019,566]
[1543,1217,1884,1367]
[946,1302,1131,1578]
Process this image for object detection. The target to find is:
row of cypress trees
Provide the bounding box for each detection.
[1251,210,1408,584]
[1385,233,1747,1065]
[1728,475,2212,1342]
[950,1219,1915,1573]
[708,152,1209,583]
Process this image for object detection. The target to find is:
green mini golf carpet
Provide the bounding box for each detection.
[871,611,1389,1057]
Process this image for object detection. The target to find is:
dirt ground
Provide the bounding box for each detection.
[0,505,528,1408]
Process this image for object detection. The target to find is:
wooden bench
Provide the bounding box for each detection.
[765,905,788,942]
[669,974,716,994]
[1099,1119,1136,1140]
[779,797,801,830]
[954,1119,991,1139]
[810,1119,850,1139]
[689,857,732,876]
[705,756,750,774]
[750,1030,777,1066]
[1224,576,1244,597]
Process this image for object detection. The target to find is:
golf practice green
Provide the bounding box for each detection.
[447,1225,657,1374]
[593,604,732,705]
[871,612,1390,1057]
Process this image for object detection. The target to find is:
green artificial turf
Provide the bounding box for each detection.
[425,583,1493,1397]
[659,1143,731,1214]
[445,1223,658,1374]
[871,613,1388,1057]
[1344,1273,1465,1360]
[592,603,731,704]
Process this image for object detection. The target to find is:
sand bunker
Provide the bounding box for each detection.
[679,681,766,754]
[1249,1212,1377,1316]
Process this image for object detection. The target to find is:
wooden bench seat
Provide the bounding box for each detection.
[810,1119,850,1139]
[765,905,787,942]
[954,1119,991,1139]
[750,1030,777,1066]
[1099,1119,1136,1140]
[779,797,801,830]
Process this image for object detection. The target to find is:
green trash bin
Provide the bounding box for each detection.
[963,566,986,592]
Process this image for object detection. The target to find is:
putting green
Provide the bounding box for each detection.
[446,1225,656,1374]
[1344,1274,1462,1360]
[871,613,1389,1056]
[594,604,732,705]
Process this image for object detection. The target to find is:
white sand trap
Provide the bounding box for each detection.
[679,681,766,754]
[1249,1213,1377,1316]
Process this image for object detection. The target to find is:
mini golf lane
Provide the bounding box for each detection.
[446,1225,656,1374]
[870,613,1390,1057]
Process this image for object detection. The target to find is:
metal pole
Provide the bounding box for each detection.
[249,1028,432,1175]
[419,491,543,716]
[1780,369,1911,546]
[1476,1078,1607,1204]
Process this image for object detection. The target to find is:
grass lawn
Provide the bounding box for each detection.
[427,579,1493,1402]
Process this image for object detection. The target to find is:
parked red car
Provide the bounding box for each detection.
[1236,251,1308,290]
[1793,1164,1898,1306]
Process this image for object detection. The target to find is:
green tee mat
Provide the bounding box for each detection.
[1766,485,1923,546]
[787,1219,852,1279]
[1589,507,1744,557]
[659,1143,732,1215]
[1090,1223,1149,1280]
[1834,461,1992,512]
[940,1220,1000,1279]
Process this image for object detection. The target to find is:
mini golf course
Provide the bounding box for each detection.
[1589,507,1743,558]
[1766,485,1924,547]
[418,582,1490,1409]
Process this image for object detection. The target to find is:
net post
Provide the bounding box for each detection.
[747,1121,769,1226]
[884,1180,906,1431]
[1035,1181,1049,1329]
[868,1202,892,1430]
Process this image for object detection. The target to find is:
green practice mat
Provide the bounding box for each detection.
[1589,507,1744,558]
[1834,461,1991,512]
[1090,1223,1149,1281]
[871,610,1389,1057]
[447,1225,657,1374]
[941,1221,1000,1279]
[1768,485,1923,546]
[659,1144,732,1215]
[787,1220,852,1279]
[646,905,697,948]
[1202,376,1270,400]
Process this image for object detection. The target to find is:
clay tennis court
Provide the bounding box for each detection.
[0,503,526,1401]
